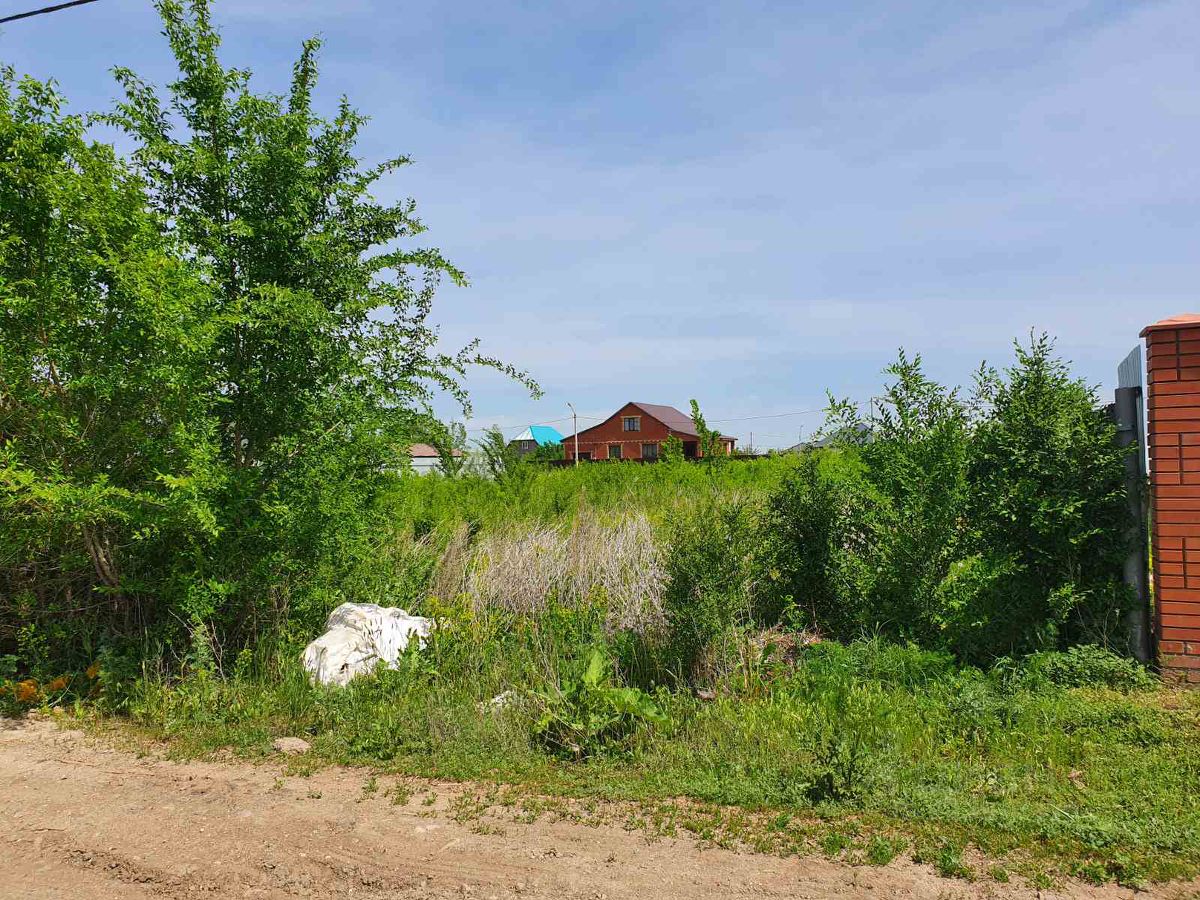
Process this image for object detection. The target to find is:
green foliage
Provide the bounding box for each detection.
[531,646,666,758]
[804,677,895,801]
[761,450,891,637]
[865,834,907,865]
[475,425,524,483]
[797,639,958,688]
[761,337,1133,662]
[824,352,973,645]
[689,399,724,459]
[661,434,685,465]
[0,3,1159,880]
[115,636,1196,884]
[0,654,20,716]
[659,495,760,683]
[966,334,1131,651]
[1014,645,1154,693]
[930,843,974,880]
[528,440,565,463]
[1,1,532,671]
[380,451,803,533]
[0,66,220,662]
[431,422,469,478]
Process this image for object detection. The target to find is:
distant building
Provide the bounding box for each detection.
[786,423,871,452]
[563,402,735,462]
[508,425,565,458]
[408,443,462,475]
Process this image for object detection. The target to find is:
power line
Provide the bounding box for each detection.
[0,0,100,25]
[706,407,825,424]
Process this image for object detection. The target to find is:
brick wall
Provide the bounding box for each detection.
[1143,314,1200,681]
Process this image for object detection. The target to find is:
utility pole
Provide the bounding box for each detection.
[567,402,579,466]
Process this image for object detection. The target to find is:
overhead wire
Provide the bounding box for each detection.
[705,407,825,424]
[0,0,100,25]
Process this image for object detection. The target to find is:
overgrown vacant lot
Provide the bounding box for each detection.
[10,393,1173,888]
[2,3,1179,896]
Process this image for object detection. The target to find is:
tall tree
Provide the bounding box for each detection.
[1,0,536,666]
[107,0,533,471]
[99,0,536,635]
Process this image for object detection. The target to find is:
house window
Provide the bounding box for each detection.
[608,444,622,460]
[641,442,659,460]
[622,416,640,432]
[577,451,592,461]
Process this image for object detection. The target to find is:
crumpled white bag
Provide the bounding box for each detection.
[302,602,434,687]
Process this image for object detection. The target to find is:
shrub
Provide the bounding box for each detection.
[968,334,1132,653]
[659,495,761,684]
[764,354,973,647]
[0,2,534,674]
[1016,645,1154,692]
[832,352,974,645]
[763,338,1135,664]
[760,451,881,637]
[931,552,1026,661]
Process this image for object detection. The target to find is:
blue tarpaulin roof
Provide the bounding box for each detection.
[512,425,563,445]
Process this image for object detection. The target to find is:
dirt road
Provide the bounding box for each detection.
[0,715,1179,899]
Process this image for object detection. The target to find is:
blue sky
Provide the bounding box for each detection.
[3,0,1197,447]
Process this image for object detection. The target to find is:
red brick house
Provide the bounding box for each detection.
[563,402,736,462]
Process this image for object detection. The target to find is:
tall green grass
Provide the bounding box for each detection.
[381,454,803,531]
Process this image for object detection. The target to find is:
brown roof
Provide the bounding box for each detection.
[631,402,699,436]
[409,443,463,458]
[1141,314,1200,337]
[632,403,736,441]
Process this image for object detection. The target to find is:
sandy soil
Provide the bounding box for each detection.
[0,715,1188,900]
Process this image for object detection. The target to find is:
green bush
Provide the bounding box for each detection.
[0,3,533,673]
[763,353,972,647]
[760,450,890,638]
[931,552,1024,661]
[968,335,1132,652]
[1016,645,1154,693]
[761,337,1134,664]
[658,494,761,684]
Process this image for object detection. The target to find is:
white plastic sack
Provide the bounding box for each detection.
[302,602,434,687]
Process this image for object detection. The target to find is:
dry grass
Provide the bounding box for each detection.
[438,513,666,633]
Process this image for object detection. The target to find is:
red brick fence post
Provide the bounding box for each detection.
[1143,314,1200,680]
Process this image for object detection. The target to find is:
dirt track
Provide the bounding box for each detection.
[0,715,1183,899]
